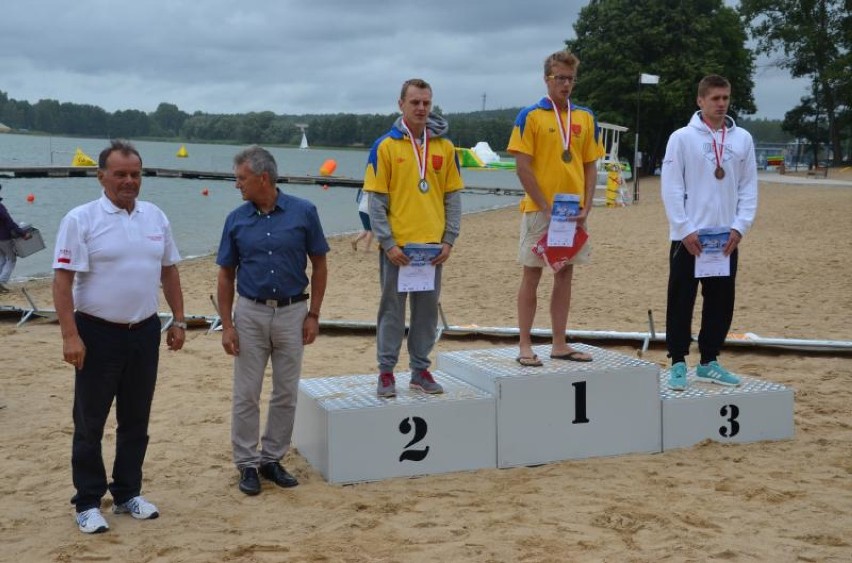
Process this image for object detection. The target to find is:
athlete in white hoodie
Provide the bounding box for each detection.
[661,74,758,391]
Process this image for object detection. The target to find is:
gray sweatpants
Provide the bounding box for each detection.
[377,253,442,373]
[0,239,16,283]
[231,296,305,470]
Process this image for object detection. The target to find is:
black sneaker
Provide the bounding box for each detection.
[238,467,261,495]
[259,462,299,488]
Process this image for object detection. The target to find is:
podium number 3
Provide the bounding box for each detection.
[719,404,740,438]
[399,416,430,462]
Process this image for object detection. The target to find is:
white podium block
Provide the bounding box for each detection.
[660,368,794,450]
[437,344,661,468]
[293,371,496,484]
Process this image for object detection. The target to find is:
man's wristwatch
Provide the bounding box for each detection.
[173,321,188,330]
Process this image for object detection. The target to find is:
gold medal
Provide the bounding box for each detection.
[714,167,725,180]
[548,95,572,166]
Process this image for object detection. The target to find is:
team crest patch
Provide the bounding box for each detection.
[571,124,582,135]
[432,155,443,170]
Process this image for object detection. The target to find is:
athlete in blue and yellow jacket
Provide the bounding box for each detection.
[364,78,464,397]
[508,50,604,367]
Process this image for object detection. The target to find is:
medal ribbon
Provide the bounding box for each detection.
[701,116,726,173]
[547,95,571,157]
[401,118,429,184]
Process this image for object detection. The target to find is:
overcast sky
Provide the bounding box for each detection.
[1,0,807,121]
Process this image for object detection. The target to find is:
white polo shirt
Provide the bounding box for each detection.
[53,192,181,323]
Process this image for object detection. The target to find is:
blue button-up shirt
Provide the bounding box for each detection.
[216,190,329,300]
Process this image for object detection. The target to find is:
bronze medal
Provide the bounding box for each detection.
[702,117,728,182]
[419,179,429,193]
[562,150,572,163]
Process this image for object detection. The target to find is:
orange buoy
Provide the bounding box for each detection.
[319,159,337,177]
[26,193,35,203]
[202,188,209,196]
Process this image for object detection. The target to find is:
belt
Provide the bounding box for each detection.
[245,293,309,308]
[76,311,157,330]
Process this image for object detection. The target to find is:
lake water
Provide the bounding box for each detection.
[0,133,522,280]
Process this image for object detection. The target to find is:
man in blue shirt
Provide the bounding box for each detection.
[216,145,329,496]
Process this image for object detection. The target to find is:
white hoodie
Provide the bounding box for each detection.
[661,112,758,241]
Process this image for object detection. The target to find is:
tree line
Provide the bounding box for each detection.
[1,0,847,170]
[0,92,520,154]
[566,0,849,170]
[0,90,790,157]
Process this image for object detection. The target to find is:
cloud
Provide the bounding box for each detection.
[0,0,803,119]
[750,61,810,119]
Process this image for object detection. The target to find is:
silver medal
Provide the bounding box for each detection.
[419,179,429,193]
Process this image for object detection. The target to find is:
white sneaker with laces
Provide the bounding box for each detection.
[113,495,160,520]
[76,507,109,534]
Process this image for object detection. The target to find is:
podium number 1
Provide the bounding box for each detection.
[399,416,430,462]
[572,381,590,424]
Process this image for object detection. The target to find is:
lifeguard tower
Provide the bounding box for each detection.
[595,122,630,206]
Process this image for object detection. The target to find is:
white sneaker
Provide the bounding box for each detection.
[76,508,109,534]
[113,495,160,520]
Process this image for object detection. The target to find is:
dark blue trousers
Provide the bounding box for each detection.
[666,241,738,363]
[70,313,160,512]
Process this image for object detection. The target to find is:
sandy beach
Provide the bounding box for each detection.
[1,173,851,562]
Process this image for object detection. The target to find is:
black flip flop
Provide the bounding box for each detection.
[550,351,593,362]
[516,355,543,367]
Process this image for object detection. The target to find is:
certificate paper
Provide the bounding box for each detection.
[695,227,730,278]
[398,243,443,292]
[547,193,581,247]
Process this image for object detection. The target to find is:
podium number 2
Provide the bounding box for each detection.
[719,404,740,438]
[399,416,430,462]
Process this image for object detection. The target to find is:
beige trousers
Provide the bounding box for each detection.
[231,296,306,469]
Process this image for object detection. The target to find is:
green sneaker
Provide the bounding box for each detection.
[696,361,740,386]
[667,362,688,391]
